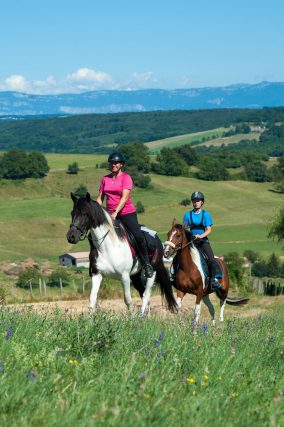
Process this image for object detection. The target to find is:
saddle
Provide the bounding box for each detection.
[198,250,223,280]
[125,225,161,258]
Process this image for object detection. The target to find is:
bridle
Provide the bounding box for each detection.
[69,223,89,241]
[164,228,191,256]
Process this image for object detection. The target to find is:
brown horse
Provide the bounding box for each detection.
[164,220,249,325]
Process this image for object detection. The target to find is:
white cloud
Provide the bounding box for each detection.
[67,68,112,85]
[3,74,30,91]
[33,75,57,88]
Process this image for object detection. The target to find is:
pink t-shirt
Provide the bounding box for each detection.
[99,172,136,216]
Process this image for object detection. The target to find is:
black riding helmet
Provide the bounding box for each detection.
[191,191,205,202]
[108,152,126,163]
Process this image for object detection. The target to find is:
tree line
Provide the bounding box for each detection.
[0,148,49,179]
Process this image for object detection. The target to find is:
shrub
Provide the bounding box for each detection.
[67,162,79,174]
[48,268,70,287]
[74,184,88,197]
[17,268,43,288]
[136,201,145,213]
[180,198,191,206]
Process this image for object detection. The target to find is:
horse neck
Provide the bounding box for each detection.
[89,205,124,250]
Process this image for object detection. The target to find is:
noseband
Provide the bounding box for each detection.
[69,223,88,241]
[165,229,191,255]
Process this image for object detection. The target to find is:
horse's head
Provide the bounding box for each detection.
[66,192,94,244]
[164,219,192,258]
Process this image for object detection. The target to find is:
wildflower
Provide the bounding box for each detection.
[158,332,165,342]
[27,370,37,382]
[68,359,78,364]
[230,392,238,398]
[200,323,209,334]
[139,372,147,379]
[203,374,209,380]
[186,377,196,383]
[192,390,197,396]
[5,326,13,340]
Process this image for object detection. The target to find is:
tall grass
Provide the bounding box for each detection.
[0,306,283,427]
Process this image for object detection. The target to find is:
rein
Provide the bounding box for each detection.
[91,229,110,248]
[165,230,192,255]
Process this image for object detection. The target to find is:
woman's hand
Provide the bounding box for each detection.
[111,211,117,220]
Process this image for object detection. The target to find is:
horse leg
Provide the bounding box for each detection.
[89,273,102,314]
[193,288,203,326]
[141,272,156,316]
[203,294,215,326]
[121,272,133,313]
[176,290,185,310]
[219,298,227,322]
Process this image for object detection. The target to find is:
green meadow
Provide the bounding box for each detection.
[0,305,283,427]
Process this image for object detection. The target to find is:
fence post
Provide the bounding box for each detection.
[29,280,33,298]
[59,278,63,296]
[82,276,85,295]
[43,280,47,297]
[39,278,42,296]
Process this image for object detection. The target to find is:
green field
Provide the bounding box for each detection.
[145,128,260,152]
[0,162,283,268]
[0,302,283,427]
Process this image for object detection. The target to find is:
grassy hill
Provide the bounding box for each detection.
[145,128,260,152]
[0,155,283,266]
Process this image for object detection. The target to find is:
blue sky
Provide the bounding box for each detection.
[1,0,283,93]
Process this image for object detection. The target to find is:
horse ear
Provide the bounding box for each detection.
[71,192,77,203]
[86,192,91,202]
[172,218,177,227]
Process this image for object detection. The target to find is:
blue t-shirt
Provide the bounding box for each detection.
[183,209,213,236]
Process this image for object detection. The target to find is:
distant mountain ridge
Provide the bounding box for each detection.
[1,81,284,116]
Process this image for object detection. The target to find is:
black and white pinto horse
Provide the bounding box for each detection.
[66,193,177,315]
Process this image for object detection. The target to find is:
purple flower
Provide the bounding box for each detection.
[27,370,37,382]
[200,323,209,334]
[0,363,3,373]
[5,326,13,340]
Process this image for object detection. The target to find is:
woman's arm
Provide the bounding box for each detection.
[111,189,130,219]
[96,192,105,205]
[194,225,212,240]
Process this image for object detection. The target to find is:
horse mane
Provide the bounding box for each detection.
[83,198,126,241]
[174,224,193,242]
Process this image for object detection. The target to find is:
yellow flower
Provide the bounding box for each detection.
[230,392,238,398]
[186,377,196,383]
[68,359,78,364]
[203,375,209,380]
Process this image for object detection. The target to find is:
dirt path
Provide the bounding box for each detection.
[7,294,284,320]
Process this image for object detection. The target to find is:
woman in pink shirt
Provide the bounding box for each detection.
[96,152,154,278]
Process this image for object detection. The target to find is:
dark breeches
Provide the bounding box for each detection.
[118,212,145,245]
[194,240,215,263]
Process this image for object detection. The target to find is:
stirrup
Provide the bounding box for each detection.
[210,278,221,290]
[144,263,154,278]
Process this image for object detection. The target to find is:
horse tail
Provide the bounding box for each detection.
[155,260,178,313]
[216,290,249,305]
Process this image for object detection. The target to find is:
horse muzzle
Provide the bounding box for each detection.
[163,241,176,259]
[66,226,82,244]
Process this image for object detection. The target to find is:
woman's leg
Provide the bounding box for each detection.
[198,241,220,290]
[119,213,154,278]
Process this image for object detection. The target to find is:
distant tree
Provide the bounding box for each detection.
[266,253,280,278]
[224,252,245,286]
[251,260,267,277]
[243,249,260,263]
[67,162,79,174]
[27,151,49,177]
[74,184,88,197]
[152,147,188,176]
[174,145,198,166]
[48,268,70,287]
[244,161,270,182]
[196,156,229,181]
[118,142,151,173]
[268,207,284,241]
[0,148,49,179]
[136,201,145,213]
[126,165,151,188]
[17,267,43,288]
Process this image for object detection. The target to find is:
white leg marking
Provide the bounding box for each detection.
[194,303,202,325]
[176,296,182,309]
[121,272,133,312]
[219,299,226,322]
[89,273,102,313]
[203,295,215,325]
[141,273,156,316]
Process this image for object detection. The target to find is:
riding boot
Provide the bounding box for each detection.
[138,240,154,278]
[209,260,221,290]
